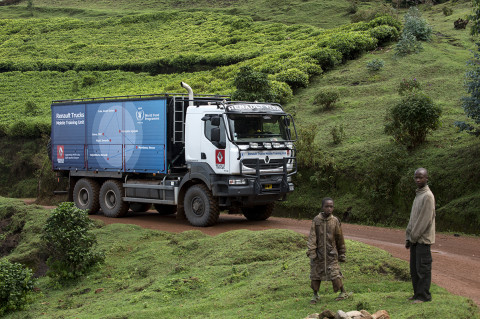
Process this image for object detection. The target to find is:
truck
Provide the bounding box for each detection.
[50,82,297,226]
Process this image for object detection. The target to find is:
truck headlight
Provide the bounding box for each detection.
[229,178,248,185]
[249,142,260,149]
[286,142,294,149]
[263,142,272,149]
[272,142,283,149]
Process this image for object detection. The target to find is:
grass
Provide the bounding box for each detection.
[1,197,478,319]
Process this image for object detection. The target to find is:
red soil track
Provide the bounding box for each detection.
[87,211,480,306]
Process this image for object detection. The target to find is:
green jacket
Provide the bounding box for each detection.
[307,212,346,280]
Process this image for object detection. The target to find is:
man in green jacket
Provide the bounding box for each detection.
[405,168,435,304]
[307,197,349,304]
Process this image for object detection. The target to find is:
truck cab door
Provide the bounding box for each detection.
[202,115,229,174]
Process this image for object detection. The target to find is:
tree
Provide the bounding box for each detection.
[456,0,480,135]
[231,66,273,102]
[385,82,441,148]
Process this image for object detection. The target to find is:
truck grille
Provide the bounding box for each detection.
[242,159,284,170]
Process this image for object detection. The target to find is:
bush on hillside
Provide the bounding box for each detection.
[275,68,309,89]
[394,32,423,57]
[0,259,36,316]
[313,89,340,111]
[384,92,442,148]
[232,66,273,102]
[403,7,432,41]
[306,48,342,71]
[366,58,385,71]
[42,202,104,282]
[330,124,346,144]
[457,44,480,136]
[398,78,421,95]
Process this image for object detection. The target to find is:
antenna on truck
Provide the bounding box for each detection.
[180,82,194,107]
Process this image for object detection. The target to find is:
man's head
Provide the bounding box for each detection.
[322,197,334,216]
[414,168,428,189]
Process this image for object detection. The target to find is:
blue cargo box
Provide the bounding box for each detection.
[51,99,167,174]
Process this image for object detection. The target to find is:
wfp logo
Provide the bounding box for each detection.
[136,108,145,121]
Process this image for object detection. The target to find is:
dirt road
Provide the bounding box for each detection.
[89,211,480,306]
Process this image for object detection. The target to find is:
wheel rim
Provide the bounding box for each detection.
[191,196,205,217]
[105,190,117,209]
[78,187,89,206]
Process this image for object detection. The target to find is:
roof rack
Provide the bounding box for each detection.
[52,92,230,104]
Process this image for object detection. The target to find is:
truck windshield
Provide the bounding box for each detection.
[227,114,291,142]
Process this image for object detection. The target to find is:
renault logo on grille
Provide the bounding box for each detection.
[264,156,270,164]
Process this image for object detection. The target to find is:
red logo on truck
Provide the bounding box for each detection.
[57,145,65,164]
[215,150,225,164]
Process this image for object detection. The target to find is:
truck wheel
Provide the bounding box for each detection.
[153,204,176,215]
[242,202,275,221]
[73,178,100,214]
[184,184,219,227]
[99,180,129,217]
[130,202,151,213]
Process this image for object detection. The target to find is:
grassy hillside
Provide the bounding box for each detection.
[1,198,478,319]
[0,0,479,233]
[280,0,480,234]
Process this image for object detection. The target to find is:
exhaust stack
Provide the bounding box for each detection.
[181,82,194,107]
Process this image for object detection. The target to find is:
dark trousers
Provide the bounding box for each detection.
[410,243,432,301]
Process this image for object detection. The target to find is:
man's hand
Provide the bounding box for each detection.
[306,251,317,259]
[405,240,411,249]
[338,254,346,263]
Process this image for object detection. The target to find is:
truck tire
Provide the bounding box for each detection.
[242,202,275,221]
[99,180,129,217]
[184,184,219,227]
[130,202,152,213]
[153,204,176,215]
[73,178,100,214]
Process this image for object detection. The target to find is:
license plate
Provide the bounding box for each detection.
[264,184,272,189]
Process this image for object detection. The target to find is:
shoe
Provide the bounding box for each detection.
[411,299,424,304]
[407,296,415,300]
[335,291,353,301]
[310,295,319,304]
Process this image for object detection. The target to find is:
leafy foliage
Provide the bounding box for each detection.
[313,88,340,110]
[394,32,423,57]
[384,90,442,149]
[366,58,385,71]
[0,12,401,137]
[42,202,104,282]
[457,0,480,136]
[0,259,36,316]
[403,7,432,42]
[231,66,273,102]
[398,77,421,95]
[330,124,346,144]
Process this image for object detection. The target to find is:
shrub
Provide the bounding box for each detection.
[269,80,293,104]
[306,48,342,70]
[348,1,358,14]
[314,89,340,111]
[384,92,442,148]
[81,75,97,87]
[295,124,318,169]
[0,259,36,316]
[394,32,423,57]
[275,68,309,89]
[42,202,104,282]
[330,124,346,144]
[442,6,453,16]
[368,25,400,44]
[366,58,385,71]
[403,7,432,42]
[398,78,421,95]
[23,101,39,116]
[232,66,273,102]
